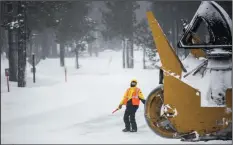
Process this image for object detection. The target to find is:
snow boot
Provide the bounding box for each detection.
[130,129,137,132]
[122,128,130,132]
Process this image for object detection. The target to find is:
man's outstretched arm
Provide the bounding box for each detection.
[138,89,146,104]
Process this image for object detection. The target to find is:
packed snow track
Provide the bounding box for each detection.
[1,50,232,144]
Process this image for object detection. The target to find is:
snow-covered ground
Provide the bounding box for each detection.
[1,50,231,144]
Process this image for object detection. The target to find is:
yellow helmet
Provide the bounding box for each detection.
[131,79,137,83]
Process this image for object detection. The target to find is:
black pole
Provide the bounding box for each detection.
[32,53,35,83]
[159,69,164,84]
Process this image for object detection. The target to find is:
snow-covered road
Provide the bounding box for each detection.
[1,50,232,144]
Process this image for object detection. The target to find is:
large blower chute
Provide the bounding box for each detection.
[145,1,232,141]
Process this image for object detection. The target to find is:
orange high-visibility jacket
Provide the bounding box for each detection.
[120,87,145,106]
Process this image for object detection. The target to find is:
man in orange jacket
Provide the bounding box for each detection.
[118,79,146,132]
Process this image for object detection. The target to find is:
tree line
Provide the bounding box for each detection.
[0,1,96,87]
[1,1,231,87]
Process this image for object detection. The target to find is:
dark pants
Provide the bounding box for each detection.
[123,105,139,131]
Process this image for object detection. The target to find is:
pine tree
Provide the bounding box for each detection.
[134,18,157,69]
[55,1,91,67]
[102,1,139,68]
[17,1,27,87]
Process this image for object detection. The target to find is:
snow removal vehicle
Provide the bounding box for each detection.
[145,1,232,141]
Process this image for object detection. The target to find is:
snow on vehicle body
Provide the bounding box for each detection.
[145,1,232,141]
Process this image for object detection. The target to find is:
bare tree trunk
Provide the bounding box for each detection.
[75,48,79,69]
[27,35,34,66]
[51,40,57,58]
[8,29,18,82]
[41,31,48,60]
[0,28,9,57]
[126,39,129,68]
[0,1,2,28]
[48,40,52,58]
[7,2,19,82]
[128,40,132,68]
[131,41,134,68]
[94,31,98,57]
[34,38,39,58]
[5,30,9,58]
[17,1,27,87]
[88,43,92,56]
[28,34,33,57]
[0,1,3,54]
[122,39,125,68]
[0,25,3,54]
[129,39,134,68]
[143,47,146,69]
[95,47,98,57]
[34,33,42,59]
[60,42,65,66]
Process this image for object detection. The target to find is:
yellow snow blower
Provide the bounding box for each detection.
[145,1,232,141]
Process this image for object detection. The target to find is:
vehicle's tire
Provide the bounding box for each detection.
[144,85,177,139]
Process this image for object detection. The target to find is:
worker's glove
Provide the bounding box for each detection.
[118,104,122,109]
[142,99,146,105]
